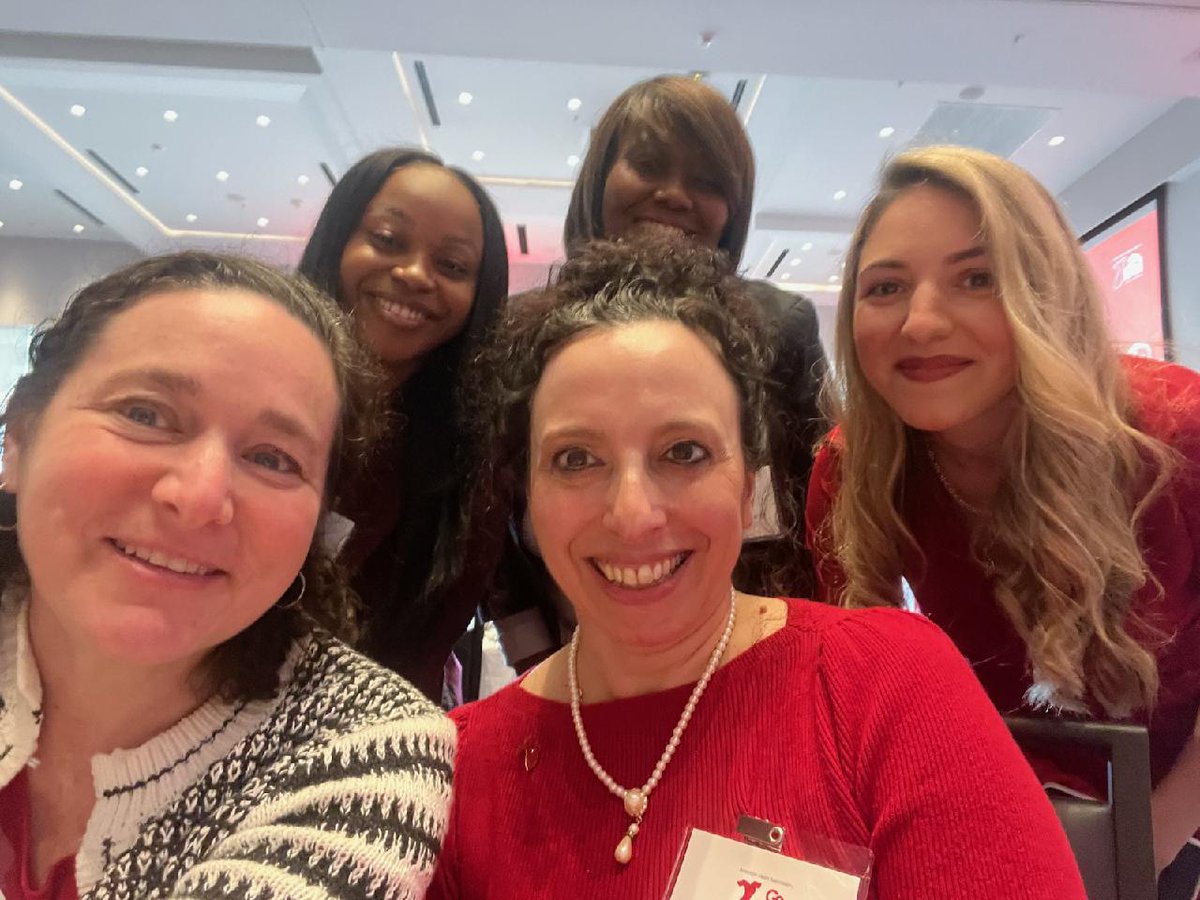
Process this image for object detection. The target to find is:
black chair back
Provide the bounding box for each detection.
[1006,716,1157,900]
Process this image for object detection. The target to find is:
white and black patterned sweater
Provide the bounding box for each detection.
[0,602,455,899]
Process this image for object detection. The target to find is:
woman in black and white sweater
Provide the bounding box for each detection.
[0,252,454,899]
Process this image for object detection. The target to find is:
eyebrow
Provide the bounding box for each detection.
[859,245,987,276]
[96,367,323,454]
[377,207,480,255]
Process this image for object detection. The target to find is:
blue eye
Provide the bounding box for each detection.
[248,447,301,476]
[126,406,159,427]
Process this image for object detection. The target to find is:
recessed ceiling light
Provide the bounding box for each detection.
[297,174,310,186]
[257,217,269,228]
[833,190,847,201]
[780,272,791,280]
[458,91,473,105]
[256,114,271,127]
[216,170,229,182]
[472,150,486,161]
[1048,135,1065,147]
[163,110,178,123]
[878,125,895,138]
[70,104,86,117]
[73,224,85,234]
[801,242,813,252]
[790,258,801,267]
[0,221,5,229]
[135,166,149,178]
[828,275,839,283]
[567,154,580,167]
[8,179,22,191]
[185,213,198,223]
[567,97,582,112]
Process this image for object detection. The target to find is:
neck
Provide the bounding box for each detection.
[925,394,1017,511]
[27,603,210,767]
[572,589,735,702]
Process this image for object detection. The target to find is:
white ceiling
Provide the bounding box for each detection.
[1,0,1198,304]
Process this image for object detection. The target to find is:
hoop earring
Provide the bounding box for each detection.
[277,571,306,611]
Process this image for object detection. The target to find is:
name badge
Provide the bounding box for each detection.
[666,828,866,900]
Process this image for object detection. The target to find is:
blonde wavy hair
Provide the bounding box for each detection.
[825,145,1175,717]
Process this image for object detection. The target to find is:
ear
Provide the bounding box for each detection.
[2,420,24,494]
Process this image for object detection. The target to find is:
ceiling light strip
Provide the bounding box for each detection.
[392,52,433,153]
[0,82,168,233]
[0,83,309,244]
[478,175,574,189]
[741,75,767,127]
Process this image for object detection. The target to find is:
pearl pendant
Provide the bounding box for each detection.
[615,834,633,864]
[623,788,647,817]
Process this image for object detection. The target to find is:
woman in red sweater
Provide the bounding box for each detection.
[427,236,1084,899]
[805,145,1200,894]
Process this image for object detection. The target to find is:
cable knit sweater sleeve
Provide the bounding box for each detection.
[74,638,457,900]
[816,607,1087,899]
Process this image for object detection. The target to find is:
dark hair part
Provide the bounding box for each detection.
[563,75,756,263]
[470,236,771,508]
[1,251,385,702]
[298,147,510,670]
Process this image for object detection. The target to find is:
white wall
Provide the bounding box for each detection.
[0,235,144,325]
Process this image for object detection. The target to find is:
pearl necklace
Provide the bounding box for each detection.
[568,588,737,865]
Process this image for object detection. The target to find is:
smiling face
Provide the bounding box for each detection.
[338,163,484,387]
[3,288,339,675]
[851,184,1019,449]
[600,131,730,250]
[527,320,752,649]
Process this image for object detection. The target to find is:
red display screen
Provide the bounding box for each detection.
[1082,196,1166,360]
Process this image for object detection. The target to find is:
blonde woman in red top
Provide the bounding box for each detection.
[806,145,1200,894]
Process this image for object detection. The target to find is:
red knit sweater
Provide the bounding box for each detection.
[428,600,1084,899]
[806,356,1200,788]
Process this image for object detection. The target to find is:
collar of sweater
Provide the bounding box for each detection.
[0,592,304,891]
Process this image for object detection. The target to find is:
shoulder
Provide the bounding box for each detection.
[785,600,967,687]
[741,279,819,332]
[808,429,844,499]
[1124,356,1200,453]
[283,634,456,764]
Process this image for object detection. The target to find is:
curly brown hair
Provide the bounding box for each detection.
[0,251,386,702]
[468,236,773,514]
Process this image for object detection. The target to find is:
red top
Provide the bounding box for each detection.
[806,356,1200,787]
[0,769,78,900]
[428,599,1085,899]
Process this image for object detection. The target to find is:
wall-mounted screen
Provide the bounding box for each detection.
[1081,188,1169,360]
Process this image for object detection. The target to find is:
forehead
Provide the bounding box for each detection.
[531,320,740,430]
[66,288,339,413]
[365,164,482,230]
[862,185,984,259]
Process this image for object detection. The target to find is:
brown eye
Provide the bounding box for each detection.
[664,441,709,464]
[552,447,599,471]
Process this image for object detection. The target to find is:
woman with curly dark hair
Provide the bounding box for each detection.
[427,236,1084,899]
[492,75,827,674]
[0,252,453,899]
